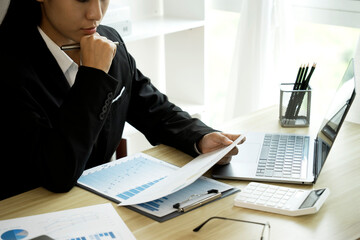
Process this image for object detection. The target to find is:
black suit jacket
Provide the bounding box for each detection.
[0,25,215,200]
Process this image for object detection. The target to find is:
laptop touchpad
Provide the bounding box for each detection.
[213,142,261,178]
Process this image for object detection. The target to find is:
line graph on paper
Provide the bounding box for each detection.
[77,153,176,203]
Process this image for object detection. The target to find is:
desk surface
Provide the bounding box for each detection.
[1,106,359,240]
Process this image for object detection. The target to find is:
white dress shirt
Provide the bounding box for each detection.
[37,27,78,87]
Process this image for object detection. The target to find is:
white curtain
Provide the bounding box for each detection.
[225,0,294,120]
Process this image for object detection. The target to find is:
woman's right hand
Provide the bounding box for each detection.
[79,33,117,73]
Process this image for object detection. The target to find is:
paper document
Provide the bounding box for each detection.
[119,135,244,205]
[0,203,135,240]
[78,135,243,206]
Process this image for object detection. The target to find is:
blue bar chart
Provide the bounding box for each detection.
[77,153,234,218]
[69,231,116,240]
[78,154,174,203]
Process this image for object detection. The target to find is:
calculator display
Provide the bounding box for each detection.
[299,189,325,209]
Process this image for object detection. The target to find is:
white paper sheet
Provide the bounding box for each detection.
[118,135,245,206]
[0,203,136,240]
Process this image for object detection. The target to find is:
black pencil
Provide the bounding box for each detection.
[293,64,303,90]
[301,64,309,86]
[302,63,316,90]
[294,63,316,117]
[286,64,303,118]
[295,65,305,90]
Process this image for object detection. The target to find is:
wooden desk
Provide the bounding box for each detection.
[1,106,359,240]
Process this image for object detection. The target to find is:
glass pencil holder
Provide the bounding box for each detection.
[279,83,311,127]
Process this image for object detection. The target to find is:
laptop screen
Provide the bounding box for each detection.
[314,58,356,179]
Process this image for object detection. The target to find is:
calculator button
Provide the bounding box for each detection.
[256,199,267,205]
[246,198,257,203]
[266,202,277,207]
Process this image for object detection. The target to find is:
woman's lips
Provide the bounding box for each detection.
[82,27,97,35]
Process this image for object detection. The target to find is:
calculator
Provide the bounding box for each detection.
[234,182,330,216]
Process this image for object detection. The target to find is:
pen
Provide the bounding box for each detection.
[60,41,121,51]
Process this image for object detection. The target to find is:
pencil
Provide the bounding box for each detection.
[299,63,309,90]
[294,63,316,117]
[302,64,309,83]
[293,64,303,90]
[60,41,121,51]
[303,63,316,89]
[286,64,302,118]
[295,65,304,90]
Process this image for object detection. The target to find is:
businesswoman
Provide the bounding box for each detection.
[0,0,244,200]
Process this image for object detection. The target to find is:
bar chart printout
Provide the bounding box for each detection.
[77,153,175,203]
[0,204,135,240]
[78,137,243,207]
[77,153,234,218]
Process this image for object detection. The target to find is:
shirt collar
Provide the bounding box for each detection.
[37,26,78,85]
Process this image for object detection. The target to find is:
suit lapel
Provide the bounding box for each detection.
[29,26,71,106]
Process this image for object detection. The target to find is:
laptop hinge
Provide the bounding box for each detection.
[313,138,319,183]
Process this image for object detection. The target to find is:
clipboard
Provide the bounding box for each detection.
[127,187,239,222]
[79,175,239,222]
[77,153,239,222]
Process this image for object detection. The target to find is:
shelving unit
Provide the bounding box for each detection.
[123,16,204,42]
[108,0,207,156]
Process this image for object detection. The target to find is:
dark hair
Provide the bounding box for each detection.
[0,0,41,38]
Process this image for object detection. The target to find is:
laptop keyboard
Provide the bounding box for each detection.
[256,134,308,179]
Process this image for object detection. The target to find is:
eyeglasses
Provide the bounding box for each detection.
[193,216,271,240]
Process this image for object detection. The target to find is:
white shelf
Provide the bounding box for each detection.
[123,16,204,42]
[114,0,206,155]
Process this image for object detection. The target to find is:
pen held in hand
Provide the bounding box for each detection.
[60,41,121,51]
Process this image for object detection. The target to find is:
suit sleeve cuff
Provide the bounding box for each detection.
[194,142,202,155]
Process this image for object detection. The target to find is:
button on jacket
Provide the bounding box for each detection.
[0,25,215,200]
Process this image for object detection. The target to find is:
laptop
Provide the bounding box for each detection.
[212,58,357,184]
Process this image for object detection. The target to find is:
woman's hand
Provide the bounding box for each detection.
[197,132,246,165]
[80,33,117,73]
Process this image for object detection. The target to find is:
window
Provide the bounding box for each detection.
[293,22,359,117]
[205,9,239,125]
[206,0,360,126]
